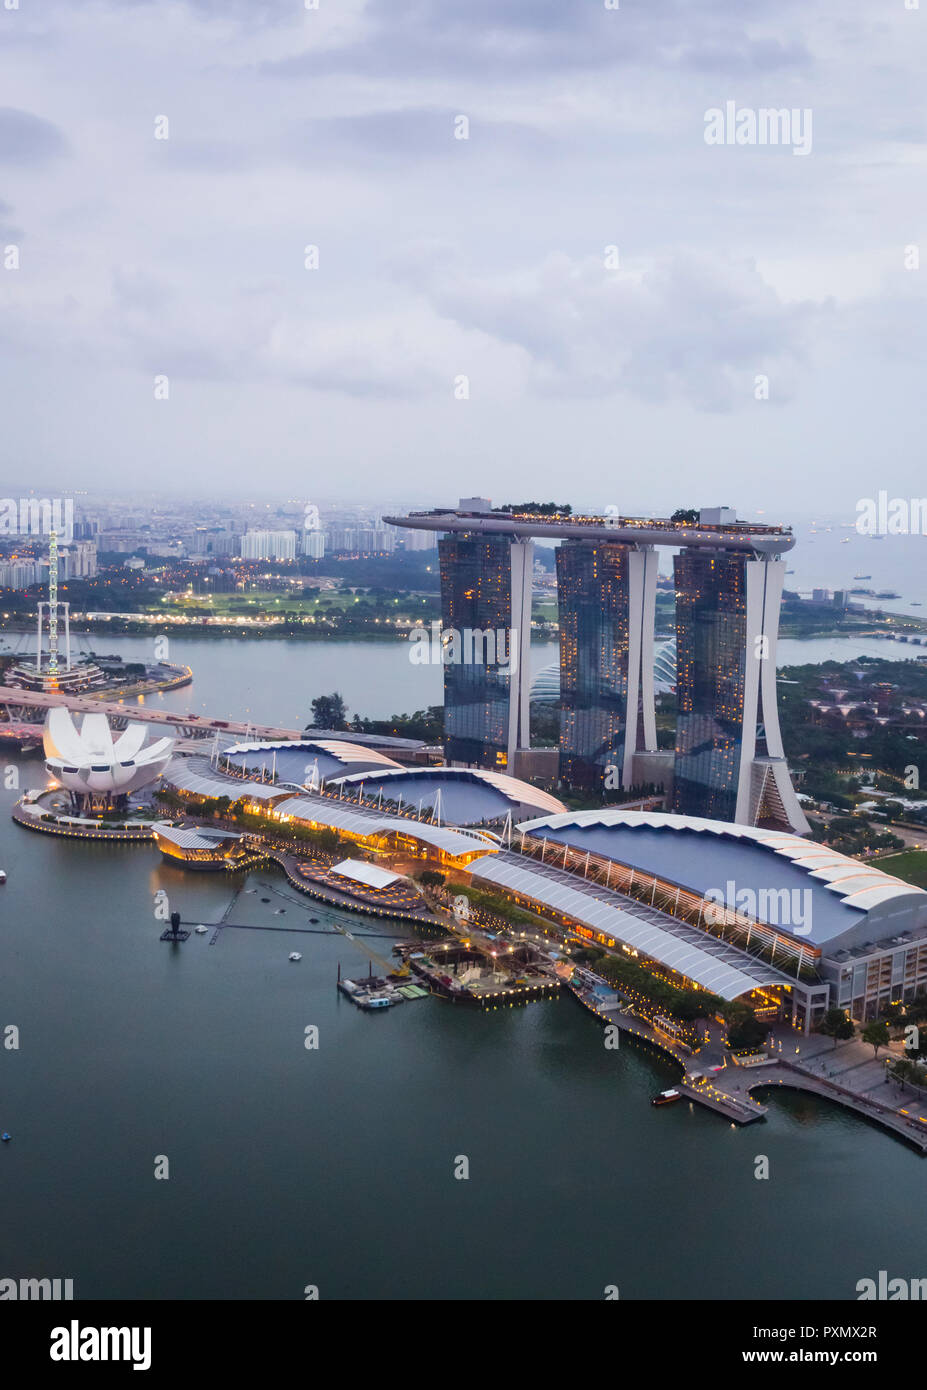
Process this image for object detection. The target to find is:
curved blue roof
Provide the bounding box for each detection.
[533,822,861,944]
[328,766,564,826]
[517,810,927,949]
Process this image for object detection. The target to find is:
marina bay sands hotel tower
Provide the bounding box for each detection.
[384,501,809,836]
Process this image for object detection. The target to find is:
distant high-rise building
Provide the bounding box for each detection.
[240,530,297,562]
[324,526,394,554]
[438,532,532,769]
[556,541,658,790]
[399,529,437,552]
[63,541,97,578]
[210,532,239,558]
[301,530,325,560]
[0,561,39,590]
[192,530,239,558]
[672,549,808,832]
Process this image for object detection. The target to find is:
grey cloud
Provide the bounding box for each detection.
[265,0,814,80]
[677,37,814,75]
[396,249,830,410]
[0,197,22,242]
[284,108,554,168]
[151,139,262,174]
[0,108,68,167]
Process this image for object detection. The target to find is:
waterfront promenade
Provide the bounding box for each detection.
[751,1032,927,1151]
[677,1030,927,1152]
[565,975,927,1148]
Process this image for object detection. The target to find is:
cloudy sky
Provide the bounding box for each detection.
[0,0,925,517]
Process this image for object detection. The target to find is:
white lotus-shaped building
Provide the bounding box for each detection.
[44,707,174,806]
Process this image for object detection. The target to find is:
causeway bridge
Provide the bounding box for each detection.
[0,685,425,757]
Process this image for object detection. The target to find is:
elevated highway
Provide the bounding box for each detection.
[0,685,425,758]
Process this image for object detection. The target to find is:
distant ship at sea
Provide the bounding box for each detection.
[854,573,872,579]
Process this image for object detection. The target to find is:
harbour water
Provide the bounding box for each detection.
[0,630,918,729]
[785,520,927,616]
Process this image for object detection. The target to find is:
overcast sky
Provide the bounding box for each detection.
[0,0,925,518]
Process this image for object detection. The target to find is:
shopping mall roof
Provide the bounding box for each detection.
[515,809,927,950]
[222,738,401,784]
[273,795,499,861]
[327,765,565,824]
[163,758,287,803]
[469,852,788,1001]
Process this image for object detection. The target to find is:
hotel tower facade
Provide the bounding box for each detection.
[386,502,808,835]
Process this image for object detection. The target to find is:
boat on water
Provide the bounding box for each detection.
[288,952,302,963]
[0,870,6,883]
[195,925,208,935]
[360,994,392,1010]
[854,573,872,579]
[651,1089,682,1107]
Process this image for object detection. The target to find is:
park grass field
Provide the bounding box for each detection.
[148,588,438,621]
[877,849,927,889]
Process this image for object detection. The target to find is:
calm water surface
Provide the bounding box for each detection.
[1,630,918,729]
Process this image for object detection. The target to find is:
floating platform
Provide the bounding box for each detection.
[395,937,561,1007]
[338,975,430,1010]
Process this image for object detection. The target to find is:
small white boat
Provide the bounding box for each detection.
[0,870,6,883]
[195,925,208,935]
[288,952,302,962]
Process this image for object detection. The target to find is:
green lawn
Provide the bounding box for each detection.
[147,588,438,620]
[877,850,927,889]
